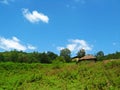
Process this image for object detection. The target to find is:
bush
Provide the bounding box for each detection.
[52,56,65,69]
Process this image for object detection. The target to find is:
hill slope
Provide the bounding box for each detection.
[0,60,120,90]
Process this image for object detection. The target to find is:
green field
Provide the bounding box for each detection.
[0,60,120,90]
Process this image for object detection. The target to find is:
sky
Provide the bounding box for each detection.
[0,0,120,56]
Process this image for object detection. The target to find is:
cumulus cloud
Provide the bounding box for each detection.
[68,39,92,51]
[57,39,92,53]
[22,8,49,23]
[0,36,36,51]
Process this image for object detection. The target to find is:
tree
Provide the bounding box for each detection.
[10,50,19,62]
[0,53,4,62]
[60,48,71,62]
[27,52,40,63]
[96,51,104,60]
[47,51,58,61]
[77,49,86,58]
[18,53,29,63]
[39,52,51,63]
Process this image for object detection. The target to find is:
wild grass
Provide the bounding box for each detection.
[0,60,120,90]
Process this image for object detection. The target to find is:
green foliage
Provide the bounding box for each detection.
[0,50,58,64]
[1,50,120,64]
[52,56,65,69]
[96,51,104,61]
[103,51,120,60]
[0,60,120,90]
[47,51,58,61]
[0,53,4,62]
[77,48,86,58]
[60,48,71,62]
[53,56,65,63]
[39,52,52,63]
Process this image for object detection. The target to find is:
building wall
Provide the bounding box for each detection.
[72,58,80,62]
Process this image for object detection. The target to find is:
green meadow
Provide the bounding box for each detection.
[0,60,120,90]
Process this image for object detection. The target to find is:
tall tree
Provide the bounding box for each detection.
[96,51,104,60]
[77,49,86,58]
[47,51,58,61]
[60,48,71,62]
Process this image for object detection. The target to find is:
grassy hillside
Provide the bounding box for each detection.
[0,60,120,90]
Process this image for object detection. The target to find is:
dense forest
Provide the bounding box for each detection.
[0,49,120,63]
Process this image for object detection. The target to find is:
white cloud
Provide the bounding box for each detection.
[27,45,36,50]
[22,8,49,24]
[12,36,19,42]
[0,36,36,51]
[68,39,92,51]
[57,39,92,53]
[57,47,65,51]
[0,0,14,4]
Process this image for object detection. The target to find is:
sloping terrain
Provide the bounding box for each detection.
[0,60,120,90]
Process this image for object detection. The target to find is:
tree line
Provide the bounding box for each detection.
[0,49,70,63]
[0,50,58,63]
[0,48,72,63]
[0,49,120,63]
[95,51,120,61]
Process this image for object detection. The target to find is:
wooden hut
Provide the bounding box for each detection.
[72,55,97,63]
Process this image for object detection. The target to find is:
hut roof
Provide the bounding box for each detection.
[80,55,96,60]
[72,56,79,59]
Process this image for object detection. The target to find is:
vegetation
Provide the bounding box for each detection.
[96,51,120,61]
[0,60,120,90]
[77,48,86,58]
[1,49,120,63]
[0,49,120,89]
[0,50,58,63]
[95,51,104,61]
[60,48,71,62]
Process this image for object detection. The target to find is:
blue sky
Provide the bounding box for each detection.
[0,0,120,56]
